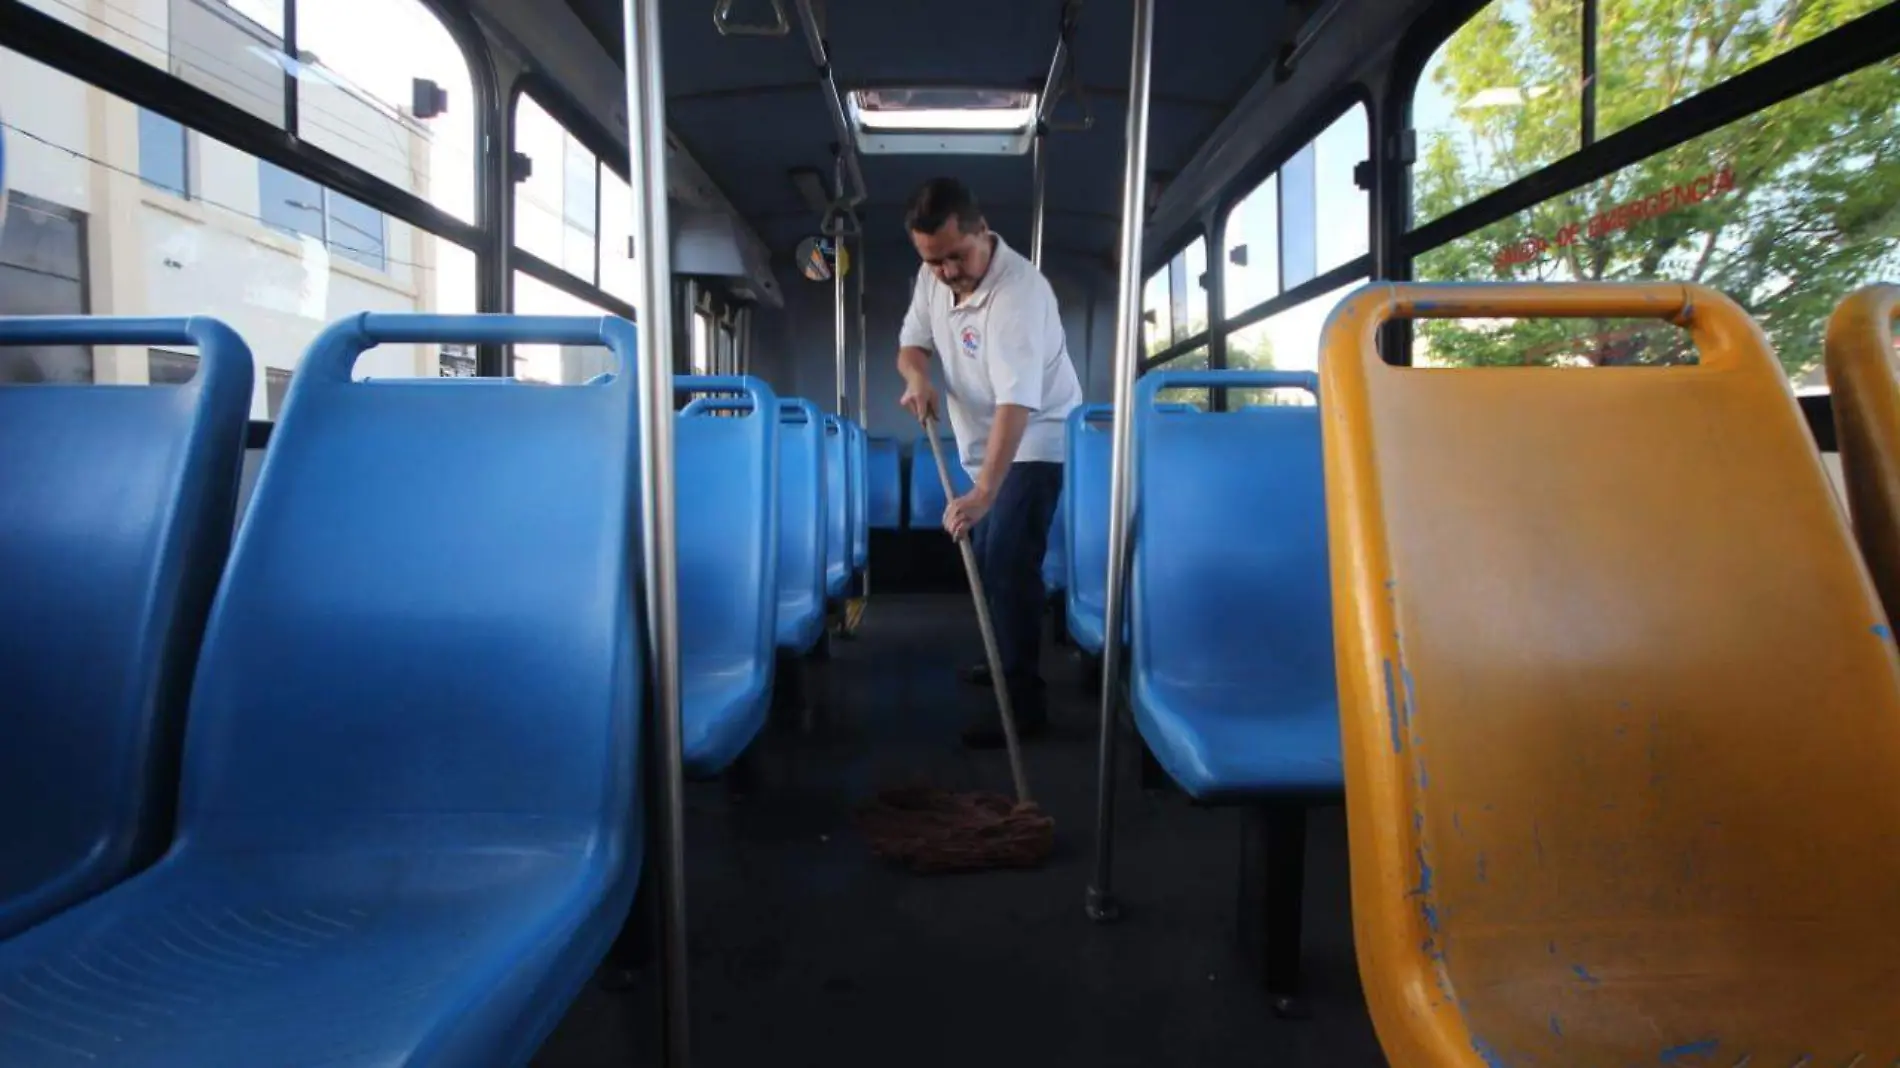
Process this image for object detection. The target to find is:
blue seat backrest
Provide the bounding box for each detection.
[685,394,824,648]
[848,420,868,570]
[1132,370,1334,730]
[1065,405,1114,614]
[0,316,252,936]
[823,416,850,595]
[779,402,827,610]
[175,314,642,850]
[868,436,902,529]
[677,375,780,675]
[908,437,972,530]
[1043,489,1068,592]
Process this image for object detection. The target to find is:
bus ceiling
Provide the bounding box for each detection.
[462,0,1391,273]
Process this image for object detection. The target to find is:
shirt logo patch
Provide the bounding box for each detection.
[959,326,982,358]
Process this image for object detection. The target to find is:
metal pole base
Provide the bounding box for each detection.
[1085,886,1122,923]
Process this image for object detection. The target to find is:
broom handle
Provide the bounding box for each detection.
[922,418,1033,806]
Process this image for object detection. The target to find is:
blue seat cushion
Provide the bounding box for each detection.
[1042,489,1067,593]
[868,437,902,529]
[823,416,850,597]
[1128,373,1341,802]
[0,316,252,940]
[0,313,647,1065]
[907,437,970,530]
[772,401,826,653]
[677,376,780,775]
[0,841,630,1067]
[848,421,868,571]
[683,657,774,776]
[1065,406,1113,654]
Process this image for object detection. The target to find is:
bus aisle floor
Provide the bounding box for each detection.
[532,593,1385,1068]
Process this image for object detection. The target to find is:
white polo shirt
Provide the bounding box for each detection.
[900,233,1082,478]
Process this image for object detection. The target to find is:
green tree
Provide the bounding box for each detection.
[1413,0,1900,378]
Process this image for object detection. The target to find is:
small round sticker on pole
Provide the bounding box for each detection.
[795,235,848,282]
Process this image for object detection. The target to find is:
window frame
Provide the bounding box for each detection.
[506,77,637,322]
[1393,0,1900,259]
[1387,0,1900,371]
[0,0,499,347]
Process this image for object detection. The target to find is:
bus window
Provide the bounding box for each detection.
[1180,237,1208,340]
[1312,106,1369,275]
[1219,103,1367,319]
[1224,281,1358,408]
[294,0,476,224]
[1153,346,1210,410]
[0,43,475,409]
[1413,55,1900,382]
[510,271,614,385]
[1413,0,1584,225]
[600,168,638,306]
[1223,173,1279,314]
[1141,268,1169,358]
[1598,0,1888,138]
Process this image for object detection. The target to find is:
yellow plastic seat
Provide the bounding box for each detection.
[1827,284,1900,624]
[1320,282,1900,1066]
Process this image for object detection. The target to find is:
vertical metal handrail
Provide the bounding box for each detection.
[791,0,868,208]
[855,221,871,610]
[1086,0,1155,925]
[833,152,849,418]
[1030,133,1048,269]
[621,0,691,1064]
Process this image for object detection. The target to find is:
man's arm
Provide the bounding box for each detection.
[897,272,940,423]
[974,404,1029,497]
[897,345,938,423]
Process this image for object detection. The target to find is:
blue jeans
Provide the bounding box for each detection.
[971,461,1063,701]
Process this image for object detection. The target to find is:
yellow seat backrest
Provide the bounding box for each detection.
[1827,284,1900,624]
[1322,282,1900,1066]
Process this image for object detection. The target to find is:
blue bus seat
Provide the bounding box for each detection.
[822,415,851,597]
[907,435,972,530]
[1129,370,1340,801]
[677,375,780,775]
[0,314,645,1066]
[848,420,868,572]
[685,395,825,655]
[1042,489,1067,594]
[1065,405,1114,653]
[0,317,252,941]
[868,435,902,529]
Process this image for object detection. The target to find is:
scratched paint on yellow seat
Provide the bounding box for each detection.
[1320,282,1900,1067]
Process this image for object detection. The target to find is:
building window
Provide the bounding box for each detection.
[148,349,200,384]
[138,109,189,198]
[0,192,90,384]
[324,190,388,271]
[258,161,388,271]
[439,344,475,377]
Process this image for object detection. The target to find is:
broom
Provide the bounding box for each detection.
[854,417,1056,874]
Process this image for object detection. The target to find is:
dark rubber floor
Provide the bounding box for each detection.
[533,592,1386,1067]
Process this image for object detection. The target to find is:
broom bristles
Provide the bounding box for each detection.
[855,785,1055,874]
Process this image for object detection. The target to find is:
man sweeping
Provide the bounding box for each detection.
[895,177,1082,749]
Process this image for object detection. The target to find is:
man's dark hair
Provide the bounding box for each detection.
[905,178,985,235]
